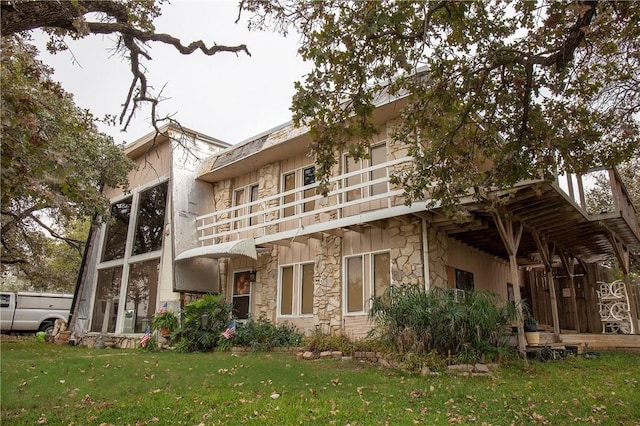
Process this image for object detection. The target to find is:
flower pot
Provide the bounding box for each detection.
[160,328,171,338]
[525,331,540,346]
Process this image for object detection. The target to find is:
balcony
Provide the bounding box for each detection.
[194,156,427,248]
[185,156,639,265]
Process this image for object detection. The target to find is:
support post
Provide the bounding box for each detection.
[532,230,561,335]
[492,212,527,356]
[559,252,581,333]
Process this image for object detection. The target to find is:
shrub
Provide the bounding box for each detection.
[305,329,356,355]
[173,294,233,352]
[369,285,520,362]
[227,315,304,352]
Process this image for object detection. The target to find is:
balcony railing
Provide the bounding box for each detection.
[555,168,639,236]
[194,157,639,247]
[196,157,414,245]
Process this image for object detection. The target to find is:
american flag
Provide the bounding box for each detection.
[140,326,151,348]
[222,320,236,339]
[158,302,168,314]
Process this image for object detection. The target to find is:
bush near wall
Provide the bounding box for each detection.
[369,285,520,363]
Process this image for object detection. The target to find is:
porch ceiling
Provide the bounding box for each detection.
[425,182,640,267]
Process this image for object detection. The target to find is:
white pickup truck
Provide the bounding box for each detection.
[0,291,73,335]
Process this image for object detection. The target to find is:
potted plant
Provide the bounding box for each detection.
[151,311,179,338]
[524,314,540,346]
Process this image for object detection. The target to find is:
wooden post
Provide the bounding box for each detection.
[559,252,581,333]
[532,230,561,335]
[492,212,527,356]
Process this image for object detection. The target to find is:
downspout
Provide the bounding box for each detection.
[422,218,430,291]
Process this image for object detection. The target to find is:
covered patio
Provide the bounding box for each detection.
[421,167,640,353]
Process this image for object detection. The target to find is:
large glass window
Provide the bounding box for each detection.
[233,271,251,319]
[124,259,159,333]
[102,198,132,261]
[132,182,168,256]
[91,266,123,332]
[93,180,168,334]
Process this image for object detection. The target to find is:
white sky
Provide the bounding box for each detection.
[33,0,310,146]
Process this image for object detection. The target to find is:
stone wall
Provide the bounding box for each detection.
[254,246,278,322]
[253,163,281,321]
[428,227,448,289]
[388,217,424,287]
[313,234,343,334]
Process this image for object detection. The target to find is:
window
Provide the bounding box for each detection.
[372,252,391,298]
[234,184,260,227]
[301,263,314,315]
[346,256,364,313]
[303,166,316,213]
[92,180,168,334]
[132,182,168,255]
[281,166,316,217]
[345,251,391,314]
[280,266,294,315]
[369,144,387,196]
[283,173,296,217]
[0,294,10,308]
[344,142,388,202]
[91,266,123,333]
[233,271,251,319]
[279,263,314,316]
[233,189,245,229]
[249,184,259,226]
[455,269,475,291]
[124,259,160,333]
[344,155,362,202]
[102,198,132,261]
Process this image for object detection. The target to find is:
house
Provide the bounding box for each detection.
[69,98,640,350]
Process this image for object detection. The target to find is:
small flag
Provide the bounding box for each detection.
[222,320,236,339]
[158,302,168,314]
[140,326,151,348]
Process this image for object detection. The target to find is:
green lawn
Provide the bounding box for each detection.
[1,340,638,425]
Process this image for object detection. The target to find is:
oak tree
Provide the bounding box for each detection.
[243,0,640,214]
[1,0,250,288]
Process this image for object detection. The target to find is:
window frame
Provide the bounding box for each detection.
[277,262,315,318]
[91,178,168,334]
[343,250,391,315]
[280,165,316,218]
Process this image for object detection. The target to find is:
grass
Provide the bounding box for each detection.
[1,339,639,425]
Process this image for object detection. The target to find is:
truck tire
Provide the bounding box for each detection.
[39,321,55,336]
